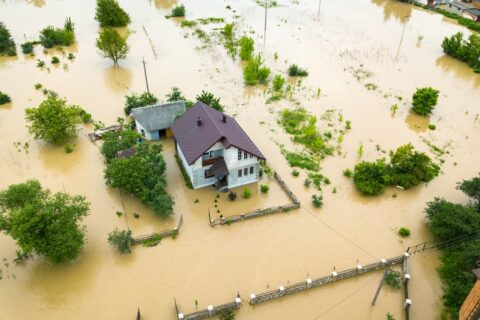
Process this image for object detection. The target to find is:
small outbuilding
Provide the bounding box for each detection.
[131,101,186,140]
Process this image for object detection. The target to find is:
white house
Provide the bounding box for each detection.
[171,102,265,190]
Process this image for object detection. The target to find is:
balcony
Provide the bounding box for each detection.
[202,157,223,167]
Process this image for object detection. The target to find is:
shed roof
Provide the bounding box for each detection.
[171,102,265,165]
[131,101,186,132]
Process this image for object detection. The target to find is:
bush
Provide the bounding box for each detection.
[285,151,319,171]
[385,270,401,289]
[428,124,436,130]
[0,22,16,56]
[166,87,186,102]
[343,168,353,178]
[457,175,480,209]
[228,191,237,201]
[25,94,90,144]
[124,91,158,115]
[0,91,11,105]
[412,87,439,116]
[398,227,411,237]
[64,144,74,153]
[243,188,252,199]
[238,35,254,60]
[272,74,285,92]
[219,309,235,320]
[442,32,480,71]
[288,64,308,77]
[308,173,330,190]
[96,28,129,65]
[95,0,131,27]
[107,229,132,254]
[260,184,269,193]
[51,56,60,64]
[196,91,224,111]
[291,169,300,177]
[169,4,186,17]
[39,17,75,48]
[243,54,270,85]
[21,42,34,54]
[353,159,391,195]
[101,127,139,161]
[312,194,323,208]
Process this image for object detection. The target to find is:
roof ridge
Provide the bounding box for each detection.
[200,103,223,136]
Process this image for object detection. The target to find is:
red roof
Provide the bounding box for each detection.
[171,102,265,165]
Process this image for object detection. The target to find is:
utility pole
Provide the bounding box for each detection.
[263,0,268,51]
[142,57,150,94]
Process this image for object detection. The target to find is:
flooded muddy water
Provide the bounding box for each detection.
[1,0,479,319]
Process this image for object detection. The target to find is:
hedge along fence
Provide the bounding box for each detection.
[209,171,300,227]
[131,215,183,246]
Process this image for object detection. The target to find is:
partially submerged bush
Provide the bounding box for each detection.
[260,184,269,193]
[312,194,323,208]
[124,91,158,115]
[353,159,391,196]
[101,127,140,161]
[398,227,411,237]
[243,54,270,85]
[0,22,16,56]
[272,74,285,92]
[51,56,60,64]
[343,168,353,178]
[95,0,131,27]
[284,151,319,171]
[442,32,480,72]
[288,64,308,77]
[291,169,300,177]
[39,17,75,48]
[243,188,252,199]
[385,270,401,289]
[238,35,254,60]
[168,4,186,18]
[0,91,11,105]
[107,228,132,254]
[21,41,34,54]
[411,87,439,116]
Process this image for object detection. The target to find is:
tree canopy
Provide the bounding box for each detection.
[96,28,129,65]
[0,22,16,56]
[411,87,439,116]
[457,174,480,209]
[107,228,132,254]
[101,127,139,162]
[95,0,131,27]
[0,180,89,264]
[124,91,158,115]
[39,17,75,48]
[25,94,91,144]
[196,90,224,112]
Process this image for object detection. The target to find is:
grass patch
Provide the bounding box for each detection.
[175,154,193,189]
[284,151,319,171]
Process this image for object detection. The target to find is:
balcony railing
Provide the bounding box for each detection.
[202,157,222,167]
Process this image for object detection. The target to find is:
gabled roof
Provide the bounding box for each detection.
[131,101,186,132]
[171,102,265,165]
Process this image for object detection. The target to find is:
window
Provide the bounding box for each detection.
[244,168,248,176]
[238,150,242,160]
[238,169,242,177]
[250,166,254,174]
[209,151,214,158]
[244,151,248,159]
[205,169,214,178]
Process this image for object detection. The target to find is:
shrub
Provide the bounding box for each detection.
[25,94,89,144]
[291,169,300,177]
[166,87,186,102]
[238,36,254,60]
[95,0,130,27]
[428,124,436,130]
[285,151,319,171]
[412,87,439,116]
[386,313,395,320]
[169,4,186,17]
[243,188,252,199]
[39,17,75,48]
[288,64,308,77]
[343,168,353,178]
[107,229,132,254]
[398,227,411,237]
[385,270,401,289]
[272,74,285,92]
[101,128,139,161]
[219,309,235,320]
[243,54,270,85]
[304,178,311,188]
[64,144,74,153]
[0,22,16,56]
[312,194,323,208]
[36,59,45,68]
[442,32,480,71]
[260,184,269,193]
[196,91,224,111]
[0,91,11,105]
[96,28,129,65]
[308,173,330,190]
[51,56,60,64]
[34,83,42,90]
[228,191,237,201]
[353,159,391,195]
[21,42,34,54]
[223,23,234,38]
[124,91,158,115]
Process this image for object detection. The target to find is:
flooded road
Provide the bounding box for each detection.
[1,0,479,319]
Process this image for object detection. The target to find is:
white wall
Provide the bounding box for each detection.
[135,121,153,140]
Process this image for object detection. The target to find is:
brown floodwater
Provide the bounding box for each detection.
[1,0,480,319]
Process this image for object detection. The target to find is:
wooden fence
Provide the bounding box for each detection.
[131,215,183,245]
[209,171,300,227]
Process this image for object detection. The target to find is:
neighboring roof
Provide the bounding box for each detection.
[451,0,473,10]
[115,146,136,159]
[466,8,480,16]
[171,102,265,165]
[131,101,186,132]
[211,158,229,177]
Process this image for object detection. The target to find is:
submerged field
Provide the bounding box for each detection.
[1,0,480,319]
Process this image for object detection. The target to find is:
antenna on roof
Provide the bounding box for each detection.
[197,116,202,126]
[222,114,226,123]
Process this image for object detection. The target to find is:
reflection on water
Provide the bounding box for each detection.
[371,0,413,23]
[152,0,178,9]
[27,0,45,8]
[405,109,430,133]
[436,55,480,88]
[103,66,133,92]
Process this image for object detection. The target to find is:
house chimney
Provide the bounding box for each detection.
[222,114,226,123]
[197,116,202,126]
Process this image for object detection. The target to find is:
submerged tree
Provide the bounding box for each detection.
[107,228,132,254]
[25,94,91,144]
[101,127,140,162]
[0,91,11,105]
[196,91,224,112]
[0,180,90,263]
[411,87,439,116]
[96,28,129,66]
[0,22,16,56]
[39,17,75,48]
[95,0,130,27]
[124,91,158,115]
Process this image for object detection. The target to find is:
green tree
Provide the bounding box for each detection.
[96,28,129,65]
[107,228,132,254]
[166,87,186,102]
[385,270,401,289]
[25,94,88,144]
[457,174,480,209]
[411,87,439,116]
[0,22,16,56]
[101,128,139,162]
[196,91,224,111]
[39,17,75,48]
[168,4,186,17]
[353,159,391,195]
[0,180,89,264]
[124,91,158,115]
[0,91,11,105]
[272,74,285,92]
[238,35,254,60]
[95,0,131,27]
[243,54,270,86]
